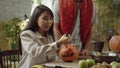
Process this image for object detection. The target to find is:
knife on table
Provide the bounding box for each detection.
[42,64,72,68]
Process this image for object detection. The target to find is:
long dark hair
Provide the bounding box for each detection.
[18,5,54,55]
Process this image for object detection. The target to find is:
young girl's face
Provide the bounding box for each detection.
[37,11,53,32]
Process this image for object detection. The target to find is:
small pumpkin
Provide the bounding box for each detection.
[109,35,120,52]
[59,44,79,62]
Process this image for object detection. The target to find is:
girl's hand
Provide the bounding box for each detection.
[57,34,70,47]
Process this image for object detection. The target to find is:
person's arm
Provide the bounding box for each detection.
[20,31,59,57]
[54,23,62,41]
[84,3,96,50]
[84,25,93,50]
[81,3,96,56]
[80,26,93,56]
[52,0,62,41]
[20,30,69,56]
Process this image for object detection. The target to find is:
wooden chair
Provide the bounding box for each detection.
[0,49,20,68]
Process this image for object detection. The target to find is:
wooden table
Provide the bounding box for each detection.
[43,60,79,68]
[42,56,91,68]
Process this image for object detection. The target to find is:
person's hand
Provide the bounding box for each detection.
[56,34,70,47]
[80,49,90,56]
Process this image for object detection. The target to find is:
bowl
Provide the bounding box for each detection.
[92,41,104,52]
[91,51,119,63]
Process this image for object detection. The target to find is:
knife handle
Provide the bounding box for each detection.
[55,66,66,68]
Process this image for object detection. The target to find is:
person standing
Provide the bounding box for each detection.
[52,0,96,56]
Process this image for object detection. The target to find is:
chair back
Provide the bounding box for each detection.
[0,49,20,68]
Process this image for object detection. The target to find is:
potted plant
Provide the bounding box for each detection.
[92,0,120,51]
[2,18,23,49]
[0,18,24,61]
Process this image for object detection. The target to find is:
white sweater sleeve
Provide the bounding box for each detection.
[20,31,59,58]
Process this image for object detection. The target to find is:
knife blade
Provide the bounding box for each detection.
[42,64,72,68]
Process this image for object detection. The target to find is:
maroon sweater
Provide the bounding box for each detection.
[59,0,93,46]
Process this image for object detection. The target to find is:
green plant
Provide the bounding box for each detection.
[93,0,120,41]
[2,18,22,49]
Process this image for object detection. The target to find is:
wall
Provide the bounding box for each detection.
[0,0,32,21]
[41,0,53,9]
[31,0,54,14]
[0,0,32,50]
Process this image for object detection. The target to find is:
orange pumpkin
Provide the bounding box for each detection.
[59,44,79,62]
[109,35,120,52]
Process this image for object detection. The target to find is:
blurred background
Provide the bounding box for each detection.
[0,0,120,52]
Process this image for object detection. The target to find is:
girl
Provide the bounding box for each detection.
[17,5,69,68]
